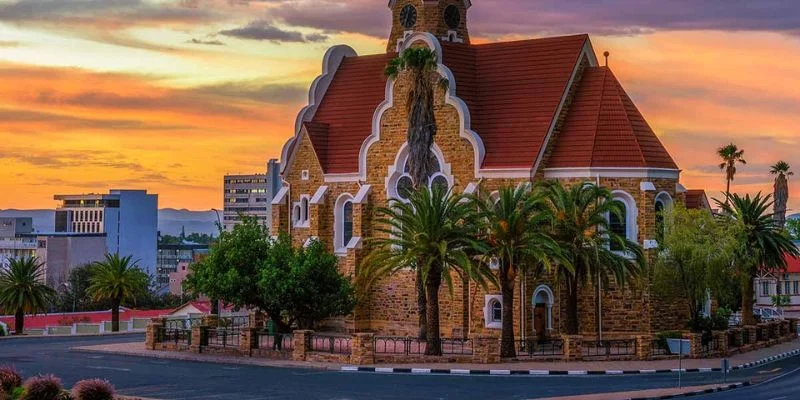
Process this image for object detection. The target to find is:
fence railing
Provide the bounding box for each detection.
[700,334,720,355]
[156,327,191,347]
[582,339,636,359]
[308,334,352,354]
[756,326,765,342]
[727,331,740,352]
[206,328,240,348]
[650,339,670,357]
[164,318,203,330]
[257,332,294,351]
[218,316,250,331]
[374,336,426,355]
[743,329,751,344]
[515,338,564,358]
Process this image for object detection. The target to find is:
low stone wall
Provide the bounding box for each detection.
[145,317,799,365]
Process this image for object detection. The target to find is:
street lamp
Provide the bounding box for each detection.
[211,208,223,232]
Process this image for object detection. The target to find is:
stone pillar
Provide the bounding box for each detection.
[635,335,652,361]
[562,335,583,362]
[470,336,500,364]
[683,333,702,358]
[145,319,164,350]
[292,330,312,361]
[240,328,258,356]
[350,333,375,365]
[272,203,289,234]
[190,326,206,353]
[744,325,757,345]
[714,331,728,356]
[248,312,265,330]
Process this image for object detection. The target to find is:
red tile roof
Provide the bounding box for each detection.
[685,189,710,210]
[547,67,678,169]
[787,254,800,274]
[302,35,677,173]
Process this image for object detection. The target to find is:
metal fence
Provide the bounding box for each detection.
[650,339,670,357]
[156,327,192,347]
[756,326,765,342]
[700,334,720,355]
[218,315,250,331]
[206,328,240,348]
[308,334,352,354]
[582,339,636,359]
[743,329,751,345]
[257,332,294,351]
[164,318,203,330]
[728,331,741,352]
[374,337,426,355]
[439,338,473,355]
[515,338,564,358]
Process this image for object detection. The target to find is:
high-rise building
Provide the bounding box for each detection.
[53,189,158,276]
[0,217,36,268]
[223,159,281,232]
[156,243,209,290]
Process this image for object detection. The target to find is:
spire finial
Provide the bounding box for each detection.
[603,51,610,67]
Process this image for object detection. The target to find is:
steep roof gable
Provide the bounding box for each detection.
[547,67,678,169]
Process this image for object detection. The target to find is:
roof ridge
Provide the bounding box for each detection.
[589,67,608,168]
[471,33,589,48]
[607,68,647,166]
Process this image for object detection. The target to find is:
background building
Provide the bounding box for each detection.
[26,233,107,287]
[54,189,158,276]
[0,217,36,268]
[223,159,281,232]
[156,243,209,291]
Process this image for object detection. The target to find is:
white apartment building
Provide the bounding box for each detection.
[223,159,281,232]
[54,189,158,276]
[755,243,800,319]
[0,217,36,268]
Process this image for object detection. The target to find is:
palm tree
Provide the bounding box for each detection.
[540,182,645,335]
[472,184,567,358]
[770,161,793,229]
[88,254,149,332]
[361,185,494,355]
[385,46,447,338]
[717,143,747,203]
[0,257,56,335]
[716,193,800,326]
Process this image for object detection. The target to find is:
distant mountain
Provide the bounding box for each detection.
[0,208,219,236]
[789,213,800,220]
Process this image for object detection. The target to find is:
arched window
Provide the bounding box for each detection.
[387,144,453,202]
[343,201,353,248]
[654,192,673,245]
[301,197,309,223]
[491,299,502,323]
[609,203,627,251]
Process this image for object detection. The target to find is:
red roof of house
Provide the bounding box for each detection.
[548,67,678,169]
[301,34,677,173]
[0,309,170,330]
[786,254,800,274]
[685,189,711,210]
[170,300,234,315]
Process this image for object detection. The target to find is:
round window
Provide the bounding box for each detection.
[430,175,449,192]
[396,175,414,200]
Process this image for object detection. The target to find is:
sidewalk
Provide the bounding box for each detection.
[73,339,800,375]
[535,382,748,400]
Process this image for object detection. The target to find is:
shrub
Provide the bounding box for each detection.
[22,374,63,400]
[71,379,115,400]
[0,366,22,393]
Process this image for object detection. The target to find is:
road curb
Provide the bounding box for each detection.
[340,347,800,376]
[628,382,750,400]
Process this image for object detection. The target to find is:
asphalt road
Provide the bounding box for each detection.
[1,335,798,400]
[700,361,800,400]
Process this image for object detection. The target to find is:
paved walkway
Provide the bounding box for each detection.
[74,339,799,373]
[535,383,746,400]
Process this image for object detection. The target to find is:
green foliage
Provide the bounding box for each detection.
[786,218,800,240]
[652,205,741,325]
[717,143,746,198]
[259,237,356,329]
[771,294,791,308]
[716,192,800,325]
[0,257,57,333]
[0,367,22,394]
[87,255,149,307]
[538,181,645,334]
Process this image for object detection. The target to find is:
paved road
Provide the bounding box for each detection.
[701,361,800,400]
[1,335,798,400]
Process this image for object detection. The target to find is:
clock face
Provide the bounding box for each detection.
[444,5,461,29]
[399,4,417,29]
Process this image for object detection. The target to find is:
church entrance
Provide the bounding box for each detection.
[534,304,546,340]
[532,285,554,340]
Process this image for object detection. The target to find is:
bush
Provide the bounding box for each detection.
[654,331,683,350]
[0,366,22,394]
[71,379,115,400]
[0,322,7,337]
[22,374,63,400]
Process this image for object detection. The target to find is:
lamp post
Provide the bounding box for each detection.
[211,208,222,232]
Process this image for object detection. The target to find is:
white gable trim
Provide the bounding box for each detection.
[280,45,357,175]
[354,184,372,204]
[544,167,680,180]
[271,186,290,205]
[310,186,328,204]
[532,39,599,176]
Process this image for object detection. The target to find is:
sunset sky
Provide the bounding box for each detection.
[1,0,798,211]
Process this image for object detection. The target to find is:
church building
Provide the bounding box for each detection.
[273,0,697,339]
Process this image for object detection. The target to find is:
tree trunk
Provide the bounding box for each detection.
[725,177,732,204]
[566,278,580,335]
[111,299,121,332]
[424,267,442,356]
[742,276,756,326]
[500,271,516,358]
[14,308,23,335]
[416,265,427,340]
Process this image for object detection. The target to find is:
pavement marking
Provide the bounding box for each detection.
[411,368,430,374]
[88,355,104,359]
[489,370,511,375]
[605,370,623,375]
[567,371,587,375]
[450,369,470,375]
[340,366,359,372]
[375,367,394,373]
[87,366,132,372]
[529,370,549,375]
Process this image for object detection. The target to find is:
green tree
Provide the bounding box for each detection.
[385,47,448,338]
[471,184,566,358]
[362,186,494,355]
[716,193,800,325]
[0,257,57,335]
[88,254,149,332]
[786,218,800,240]
[717,143,746,203]
[540,181,645,335]
[260,237,356,329]
[652,205,741,327]
[770,161,793,229]
[184,217,271,315]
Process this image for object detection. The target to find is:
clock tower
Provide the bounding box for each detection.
[386,0,471,53]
